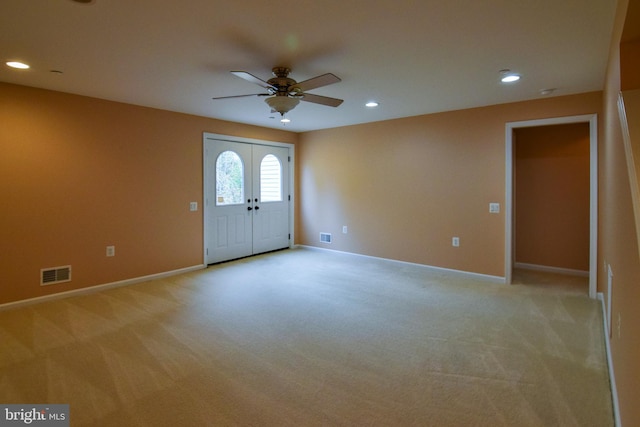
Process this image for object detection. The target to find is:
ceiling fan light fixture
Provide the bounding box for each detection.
[215,67,343,119]
[265,95,300,115]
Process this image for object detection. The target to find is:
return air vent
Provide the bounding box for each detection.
[320,232,332,244]
[40,265,72,286]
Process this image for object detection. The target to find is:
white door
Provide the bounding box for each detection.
[205,140,253,263]
[252,144,290,254]
[205,139,290,264]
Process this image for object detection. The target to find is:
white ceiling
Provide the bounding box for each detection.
[0,0,617,133]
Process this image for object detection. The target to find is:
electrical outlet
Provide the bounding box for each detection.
[342,226,348,234]
[106,246,115,257]
[452,237,460,247]
[190,202,198,211]
[489,203,500,213]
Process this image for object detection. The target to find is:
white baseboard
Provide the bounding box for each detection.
[296,245,506,283]
[0,264,206,312]
[597,292,622,427]
[514,262,589,277]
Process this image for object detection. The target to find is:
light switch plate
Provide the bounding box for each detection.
[489,203,500,213]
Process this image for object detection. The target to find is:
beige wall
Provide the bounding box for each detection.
[0,82,297,305]
[600,0,640,425]
[620,0,640,91]
[514,123,590,271]
[621,39,640,90]
[298,92,602,278]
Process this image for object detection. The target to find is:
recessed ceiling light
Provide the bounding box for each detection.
[6,61,30,69]
[365,101,379,108]
[540,88,556,96]
[499,69,520,83]
[501,74,520,83]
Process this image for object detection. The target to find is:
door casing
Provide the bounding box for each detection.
[505,114,598,298]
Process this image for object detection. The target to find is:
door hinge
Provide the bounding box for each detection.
[206,248,208,255]
[288,195,291,201]
[288,234,291,240]
[288,156,291,162]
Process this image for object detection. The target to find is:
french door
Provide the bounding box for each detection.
[204,138,291,264]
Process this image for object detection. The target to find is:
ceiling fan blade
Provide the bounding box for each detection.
[212,93,269,100]
[294,73,341,92]
[231,71,276,90]
[300,93,344,107]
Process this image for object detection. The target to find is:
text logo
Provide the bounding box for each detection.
[0,405,69,427]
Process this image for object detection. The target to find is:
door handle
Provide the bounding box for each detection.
[254,206,260,211]
[247,206,253,211]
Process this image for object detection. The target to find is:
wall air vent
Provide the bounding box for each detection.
[320,232,332,244]
[40,265,72,286]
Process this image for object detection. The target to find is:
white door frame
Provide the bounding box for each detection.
[203,133,295,265]
[505,114,598,298]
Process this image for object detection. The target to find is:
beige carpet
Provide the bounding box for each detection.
[0,248,613,426]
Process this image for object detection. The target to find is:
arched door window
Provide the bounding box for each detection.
[260,154,282,202]
[216,151,244,205]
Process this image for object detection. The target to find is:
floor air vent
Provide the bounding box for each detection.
[41,265,72,286]
[320,232,332,244]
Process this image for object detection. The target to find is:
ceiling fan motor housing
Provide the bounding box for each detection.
[267,67,298,95]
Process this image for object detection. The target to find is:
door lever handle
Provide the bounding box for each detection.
[254,206,260,211]
[247,206,253,211]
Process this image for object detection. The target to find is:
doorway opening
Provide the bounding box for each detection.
[505,115,598,298]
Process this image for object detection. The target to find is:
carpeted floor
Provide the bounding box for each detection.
[0,247,614,426]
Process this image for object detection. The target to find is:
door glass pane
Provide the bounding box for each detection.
[216,151,244,205]
[260,154,282,202]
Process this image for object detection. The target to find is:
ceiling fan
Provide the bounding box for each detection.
[212,67,343,118]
